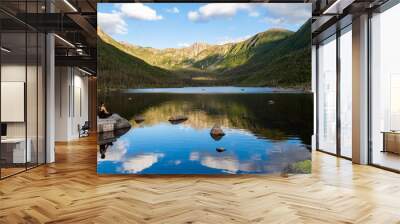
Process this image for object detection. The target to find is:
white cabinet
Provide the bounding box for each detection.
[1,138,32,163]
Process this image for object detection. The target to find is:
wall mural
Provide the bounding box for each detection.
[97,3,313,175]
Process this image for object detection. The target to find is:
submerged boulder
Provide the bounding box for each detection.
[216,147,226,152]
[134,115,145,123]
[210,125,225,139]
[211,134,224,141]
[168,115,188,124]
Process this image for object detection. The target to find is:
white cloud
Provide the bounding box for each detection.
[117,3,163,21]
[261,17,285,25]
[98,3,164,35]
[98,12,127,35]
[188,11,200,22]
[187,3,311,28]
[261,4,311,27]
[178,42,190,48]
[166,7,179,14]
[249,11,260,17]
[188,3,254,22]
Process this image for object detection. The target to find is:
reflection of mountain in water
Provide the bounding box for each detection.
[97,91,313,175]
[99,92,313,144]
[132,101,289,141]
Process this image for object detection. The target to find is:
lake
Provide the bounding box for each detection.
[97,87,313,175]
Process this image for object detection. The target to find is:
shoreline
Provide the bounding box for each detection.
[98,83,311,93]
[120,86,310,94]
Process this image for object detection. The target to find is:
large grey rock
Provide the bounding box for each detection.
[97,113,131,133]
[111,113,131,130]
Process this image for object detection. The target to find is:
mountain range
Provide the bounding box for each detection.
[98,20,311,90]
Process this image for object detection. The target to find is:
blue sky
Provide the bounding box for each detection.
[98,3,311,49]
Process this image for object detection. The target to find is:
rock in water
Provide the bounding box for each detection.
[110,113,131,130]
[216,147,226,152]
[210,125,225,140]
[134,115,145,123]
[168,115,188,124]
[211,134,224,141]
[97,113,131,133]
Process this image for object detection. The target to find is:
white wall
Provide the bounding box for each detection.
[55,66,69,141]
[1,82,25,122]
[312,45,317,150]
[72,73,89,138]
[54,67,89,141]
[1,62,46,164]
[1,64,26,138]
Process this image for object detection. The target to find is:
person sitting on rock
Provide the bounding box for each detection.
[98,102,112,119]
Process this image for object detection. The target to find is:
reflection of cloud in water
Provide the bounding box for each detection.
[98,139,129,161]
[177,125,192,131]
[189,152,200,161]
[250,153,262,161]
[265,142,310,173]
[188,141,310,174]
[201,156,239,173]
[195,154,257,174]
[120,153,164,174]
[268,142,309,156]
[98,138,164,174]
[225,128,254,137]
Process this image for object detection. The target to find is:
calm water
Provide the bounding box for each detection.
[97,87,313,175]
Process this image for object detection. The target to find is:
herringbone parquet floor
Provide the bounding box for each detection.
[1,136,400,224]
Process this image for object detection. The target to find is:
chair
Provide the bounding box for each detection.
[79,121,90,138]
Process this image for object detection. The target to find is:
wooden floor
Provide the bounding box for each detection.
[372,150,400,171]
[1,167,26,178]
[1,136,400,224]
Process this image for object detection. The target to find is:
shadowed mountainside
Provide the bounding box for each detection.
[98,32,188,89]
